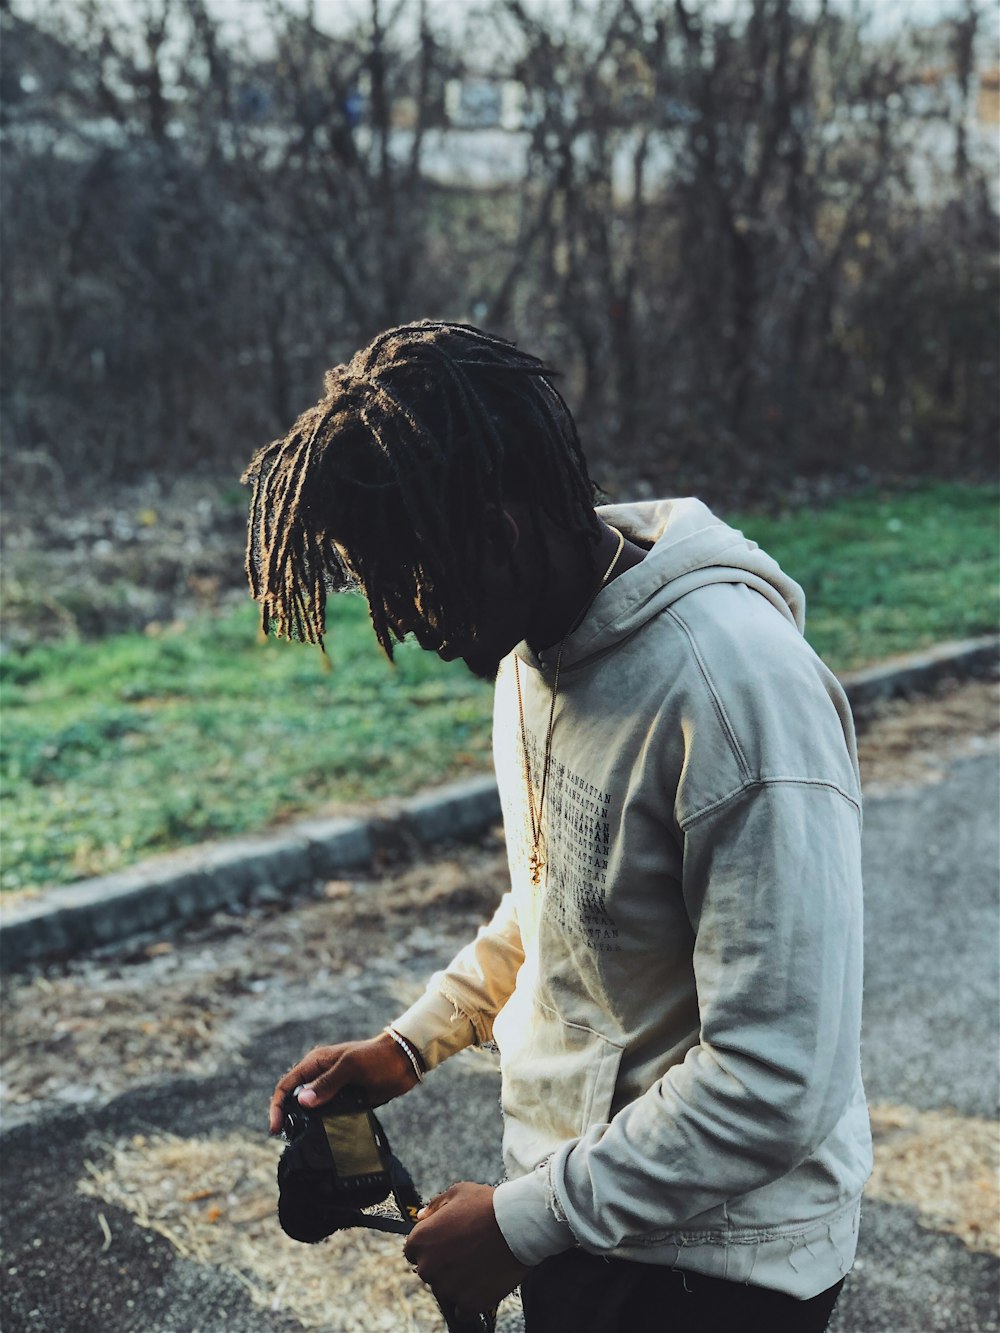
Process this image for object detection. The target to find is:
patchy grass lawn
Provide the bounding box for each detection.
[0,598,493,893]
[732,484,999,670]
[2,482,996,893]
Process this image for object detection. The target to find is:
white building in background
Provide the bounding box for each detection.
[6,4,996,206]
[444,78,530,131]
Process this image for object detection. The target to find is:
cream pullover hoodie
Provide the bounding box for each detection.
[394,498,872,1299]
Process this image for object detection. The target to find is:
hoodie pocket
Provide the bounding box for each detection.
[493,981,625,1177]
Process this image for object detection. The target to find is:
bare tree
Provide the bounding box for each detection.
[2,0,996,496]
[460,0,997,492]
[2,0,461,480]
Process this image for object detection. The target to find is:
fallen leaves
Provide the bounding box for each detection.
[1,839,509,1120]
[856,678,999,792]
[868,1102,1000,1256]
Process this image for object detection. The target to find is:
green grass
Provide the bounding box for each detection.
[0,597,494,893]
[2,483,996,893]
[730,483,999,670]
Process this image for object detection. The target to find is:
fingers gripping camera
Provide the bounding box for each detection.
[276,1086,497,1332]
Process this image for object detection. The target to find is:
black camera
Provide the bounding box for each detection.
[276,1085,496,1333]
[277,1084,411,1243]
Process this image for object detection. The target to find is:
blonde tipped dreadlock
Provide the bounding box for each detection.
[242,321,599,659]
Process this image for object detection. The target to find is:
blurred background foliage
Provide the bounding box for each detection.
[2,0,997,501]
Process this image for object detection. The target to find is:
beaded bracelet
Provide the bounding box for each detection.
[384,1026,426,1083]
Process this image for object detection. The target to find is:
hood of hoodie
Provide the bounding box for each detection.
[519,498,806,672]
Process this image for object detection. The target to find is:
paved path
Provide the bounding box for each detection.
[2,746,997,1332]
[830,747,999,1333]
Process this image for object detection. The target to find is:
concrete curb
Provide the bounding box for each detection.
[836,634,998,715]
[2,636,996,971]
[0,777,503,971]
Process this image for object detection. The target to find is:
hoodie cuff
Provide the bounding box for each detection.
[390,989,477,1071]
[493,1164,576,1267]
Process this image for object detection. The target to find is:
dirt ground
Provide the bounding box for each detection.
[854,675,998,790]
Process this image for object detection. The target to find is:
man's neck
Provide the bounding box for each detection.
[526,519,645,654]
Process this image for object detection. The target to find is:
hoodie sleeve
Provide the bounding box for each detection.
[493,777,864,1262]
[391,887,525,1070]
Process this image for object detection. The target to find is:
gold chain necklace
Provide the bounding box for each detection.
[513,526,626,885]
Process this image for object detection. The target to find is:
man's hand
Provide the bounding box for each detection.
[403,1182,529,1316]
[268,1032,418,1135]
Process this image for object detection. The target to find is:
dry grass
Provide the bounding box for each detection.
[76,1131,510,1332]
[867,1103,1000,1256]
[855,678,998,792]
[71,1102,999,1333]
[1,842,509,1119]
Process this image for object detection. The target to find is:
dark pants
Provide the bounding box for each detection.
[519,1250,845,1333]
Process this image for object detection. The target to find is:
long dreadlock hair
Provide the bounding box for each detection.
[242,321,600,659]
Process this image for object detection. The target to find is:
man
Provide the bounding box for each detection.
[245,321,871,1332]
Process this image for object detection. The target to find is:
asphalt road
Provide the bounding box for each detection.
[2,746,998,1333]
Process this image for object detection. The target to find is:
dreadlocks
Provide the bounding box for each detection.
[242,321,599,658]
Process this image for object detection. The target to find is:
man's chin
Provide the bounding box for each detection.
[461,651,502,682]
[433,638,502,681]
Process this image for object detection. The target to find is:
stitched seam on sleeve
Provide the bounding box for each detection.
[680,777,862,831]
[665,606,751,782]
[543,1157,570,1226]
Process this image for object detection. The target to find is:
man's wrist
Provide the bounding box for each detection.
[383,1025,426,1082]
[390,990,477,1070]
